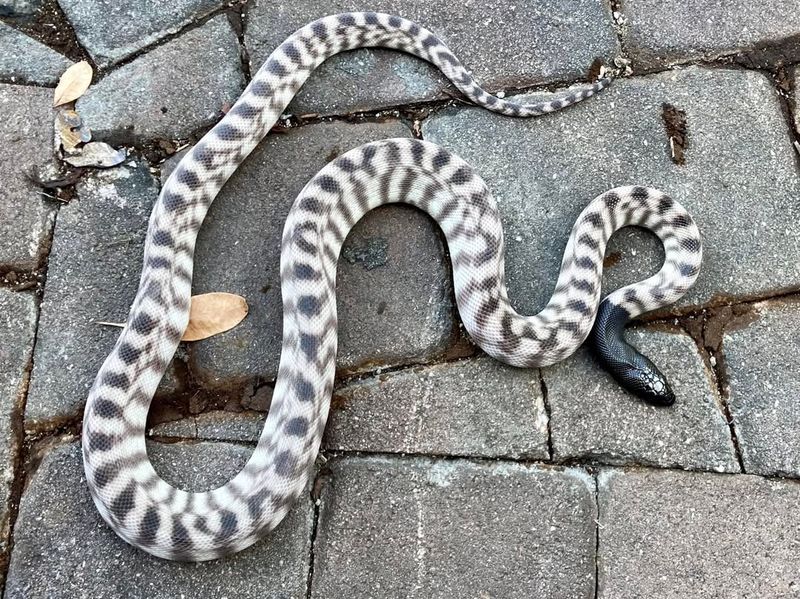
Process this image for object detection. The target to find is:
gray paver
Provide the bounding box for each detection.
[0,290,36,551]
[598,468,800,598]
[5,440,313,599]
[151,409,266,443]
[325,355,548,459]
[186,119,455,387]
[76,15,245,144]
[57,0,225,66]
[0,0,42,19]
[724,300,800,477]
[422,67,800,315]
[246,0,618,116]
[0,83,56,271]
[312,457,596,598]
[544,328,738,472]
[0,21,73,85]
[25,162,170,429]
[621,0,800,70]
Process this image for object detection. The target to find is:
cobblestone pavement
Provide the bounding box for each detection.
[1,0,800,597]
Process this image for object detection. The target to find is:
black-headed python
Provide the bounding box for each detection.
[82,12,702,561]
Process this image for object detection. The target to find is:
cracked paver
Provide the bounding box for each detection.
[725,300,800,477]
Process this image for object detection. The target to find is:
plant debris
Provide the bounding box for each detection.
[53,60,93,107]
[662,103,688,165]
[98,293,249,342]
[62,141,126,167]
[183,292,249,341]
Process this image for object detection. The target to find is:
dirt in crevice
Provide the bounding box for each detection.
[661,103,688,165]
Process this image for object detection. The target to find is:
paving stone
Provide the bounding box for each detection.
[0,290,36,552]
[246,0,618,116]
[25,161,174,429]
[5,440,313,598]
[0,21,72,85]
[324,355,548,459]
[724,300,800,477]
[0,83,57,271]
[57,0,225,66]
[185,119,455,388]
[621,0,800,70]
[76,15,245,144]
[598,468,800,598]
[423,67,800,315]
[312,456,596,598]
[544,328,738,472]
[151,410,266,443]
[0,0,42,20]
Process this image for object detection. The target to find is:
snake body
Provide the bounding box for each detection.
[82,12,702,561]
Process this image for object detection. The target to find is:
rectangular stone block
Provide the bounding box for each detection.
[325,355,549,459]
[26,162,169,429]
[246,0,618,115]
[423,67,800,315]
[57,0,225,66]
[0,289,36,551]
[0,21,72,85]
[544,328,738,472]
[598,468,800,598]
[5,440,313,598]
[0,83,56,271]
[76,15,245,144]
[312,456,597,598]
[724,300,800,476]
[621,0,800,70]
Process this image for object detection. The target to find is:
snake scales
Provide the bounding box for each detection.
[82,12,702,561]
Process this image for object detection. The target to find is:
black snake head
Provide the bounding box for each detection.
[589,301,677,407]
[620,355,676,406]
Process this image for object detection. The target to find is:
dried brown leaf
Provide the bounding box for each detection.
[182,292,248,341]
[53,61,93,107]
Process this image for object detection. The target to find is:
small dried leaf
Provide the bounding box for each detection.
[63,141,126,168]
[182,292,248,341]
[53,61,93,107]
[55,108,91,151]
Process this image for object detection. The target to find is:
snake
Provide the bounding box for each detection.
[82,12,703,561]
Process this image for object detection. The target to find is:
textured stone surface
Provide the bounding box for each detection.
[151,410,266,443]
[621,0,800,70]
[246,0,618,115]
[545,328,738,472]
[725,300,800,477]
[598,468,800,598]
[423,67,800,314]
[312,457,596,598]
[0,83,56,270]
[57,0,225,66]
[0,0,42,19]
[5,441,313,598]
[0,21,72,85]
[325,355,548,459]
[25,162,166,428]
[185,119,455,388]
[0,290,36,551]
[77,15,244,143]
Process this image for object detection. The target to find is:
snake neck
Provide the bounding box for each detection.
[589,300,675,406]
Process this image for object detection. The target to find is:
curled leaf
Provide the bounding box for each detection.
[53,61,93,107]
[55,108,92,151]
[63,141,126,168]
[182,292,248,341]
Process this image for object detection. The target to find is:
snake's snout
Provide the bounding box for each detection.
[625,361,675,407]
